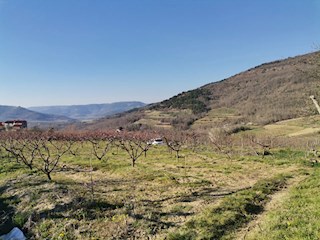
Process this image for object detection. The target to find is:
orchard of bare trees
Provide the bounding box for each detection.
[0,129,190,180]
[1,126,320,239]
[0,127,317,182]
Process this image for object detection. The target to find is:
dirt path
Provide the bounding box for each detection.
[235,174,307,240]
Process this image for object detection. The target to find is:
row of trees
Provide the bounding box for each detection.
[0,130,200,180]
[1,127,317,180]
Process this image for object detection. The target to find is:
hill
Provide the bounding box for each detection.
[201,51,320,124]
[28,101,146,120]
[0,105,73,123]
[76,51,320,130]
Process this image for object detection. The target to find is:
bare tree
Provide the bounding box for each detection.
[163,131,187,158]
[245,134,273,157]
[185,131,201,152]
[0,132,21,162]
[116,131,152,167]
[208,129,232,159]
[87,131,115,161]
[34,132,73,180]
[14,138,38,170]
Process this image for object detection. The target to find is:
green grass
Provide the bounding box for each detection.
[0,158,36,235]
[245,167,320,240]
[0,157,29,181]
[0,142,313,239]
[167,174,290,240]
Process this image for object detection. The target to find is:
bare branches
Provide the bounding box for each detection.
[116,131,152,167]
[208,129,232,159]
[0,131,73,180]
[87,132,114,161]
[163,131,188,158]
[246,135,273,157]
[35,136,73,180]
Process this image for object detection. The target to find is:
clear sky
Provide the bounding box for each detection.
[0,0,319,107]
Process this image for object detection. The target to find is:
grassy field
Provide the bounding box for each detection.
[135,109,194,129]
[192,108,241,129]
[0,135,317,240]
[241,166,320,240]
[259,116,320,137]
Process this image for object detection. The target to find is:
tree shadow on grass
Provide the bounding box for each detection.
[37,197,124,221]
[140,186,251,206]
[0,185,17,235]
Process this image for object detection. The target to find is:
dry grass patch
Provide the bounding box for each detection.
[0,145,310,239]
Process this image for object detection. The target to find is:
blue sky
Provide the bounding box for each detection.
[0,0,319,107]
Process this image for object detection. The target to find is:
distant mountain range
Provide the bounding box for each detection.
[0,102,146,125]
[28,102,146,120]
[0,105,72,122]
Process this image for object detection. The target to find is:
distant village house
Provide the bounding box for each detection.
[0,120,27,131]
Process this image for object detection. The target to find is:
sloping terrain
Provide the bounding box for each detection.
[151,51,320,125]
[29,101,146,120]
[0,105,73,122]
[80,51,320,130]
[202,51,320,124]
[262,116,320,137]
[0,139,309,239]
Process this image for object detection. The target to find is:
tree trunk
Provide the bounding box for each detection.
[176,150,179,158]
[46,172,52,181]
[132,159,136,167]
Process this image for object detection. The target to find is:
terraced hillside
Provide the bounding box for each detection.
[77,51,320,131]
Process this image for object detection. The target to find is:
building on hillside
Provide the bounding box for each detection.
[2,120,27,131]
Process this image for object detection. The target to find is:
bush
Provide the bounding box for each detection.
[227,125,252,134]
[157,88,211,114]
